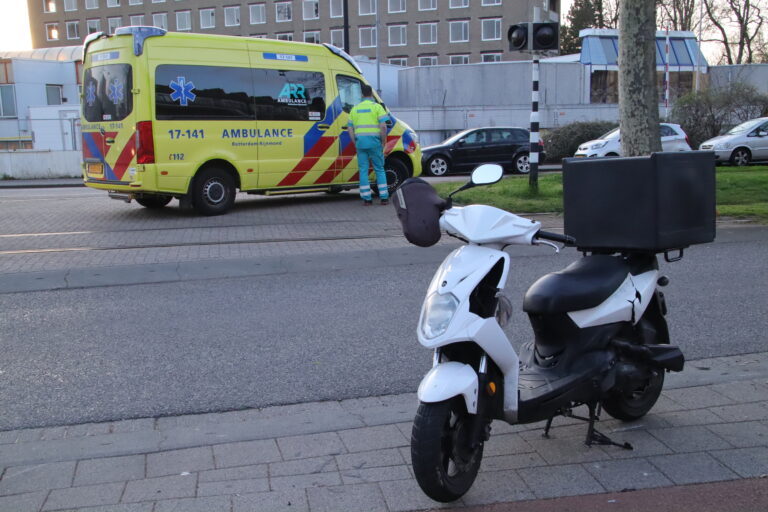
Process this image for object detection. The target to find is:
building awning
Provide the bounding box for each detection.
[579,29,707,71]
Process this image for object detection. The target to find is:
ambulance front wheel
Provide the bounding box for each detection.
[192,167,236,216]
[379,157,409,197]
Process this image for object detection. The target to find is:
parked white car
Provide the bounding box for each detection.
[699,117,768,166]
[574,123,692,158]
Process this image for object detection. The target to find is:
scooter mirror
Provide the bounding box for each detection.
[471,164,503,186]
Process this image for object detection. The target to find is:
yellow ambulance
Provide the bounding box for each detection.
[81,27,421,215]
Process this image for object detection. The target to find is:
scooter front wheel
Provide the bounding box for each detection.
[411,399,483,502]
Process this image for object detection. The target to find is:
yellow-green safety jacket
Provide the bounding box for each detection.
[348,99,389,136]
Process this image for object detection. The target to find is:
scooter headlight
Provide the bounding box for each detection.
[421,292,459,339]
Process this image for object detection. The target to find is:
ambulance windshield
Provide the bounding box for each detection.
[82,64,133,123]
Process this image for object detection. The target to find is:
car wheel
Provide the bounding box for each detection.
[605,152,620,157]
[513,153,530,174]
[730,148,751,166]
[192,167,236,216]
[426,155,450,177]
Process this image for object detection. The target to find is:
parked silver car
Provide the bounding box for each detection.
[699,117,768,166]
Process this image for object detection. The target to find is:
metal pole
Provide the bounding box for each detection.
[695,0,703,91]
[343,0,350,54]
[376,1,381,94]
[529,56,540,190]
[664,29,670,120]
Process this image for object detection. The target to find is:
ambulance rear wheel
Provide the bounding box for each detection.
[192,167,236,216]
[136,195,172,209]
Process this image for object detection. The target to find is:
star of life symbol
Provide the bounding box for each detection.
[107,79,124,105]
[85,82,97,107]
[170,76,197,106]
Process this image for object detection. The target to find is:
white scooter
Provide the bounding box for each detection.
[392,164,685,502]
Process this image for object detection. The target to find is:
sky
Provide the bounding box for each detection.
[0,0,33,51]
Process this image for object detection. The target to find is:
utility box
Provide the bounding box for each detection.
[562,152,716,252]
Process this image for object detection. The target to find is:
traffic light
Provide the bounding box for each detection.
[507,23,528,51]
[507,22,560,52]
[532,22,559,51]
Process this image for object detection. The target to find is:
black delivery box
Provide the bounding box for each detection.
[562,151,716,252]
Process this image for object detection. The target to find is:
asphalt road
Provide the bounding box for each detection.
[0,186,766,430]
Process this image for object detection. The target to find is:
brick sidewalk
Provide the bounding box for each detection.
[1,352,767,512]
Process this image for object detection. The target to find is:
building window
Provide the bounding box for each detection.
[106,0,119,7]
[153,12,168,29]
[86,0,98,9]
[450,0,468,7]
[65,21,80,39]
[225,6,240,26]
[176,10,191,30]
[388,25,406,46]
[128,0,142,5]
[251,34,267,38]
[304,30,320,43]
[127,14,142,25]
[450,54,469,65]
[482,0,502,5]
[47,84,63,105]
[590,70,619,103]
[388,0,405,13]
[44,0,57,13]
[449,20,469,42]
[482,52,501,62]
[303,0,319,20]
[46,23,60,40]
[330,28,344,48]
[389,57,407,66]
[418,55,437,66]
[200,8,215,28]
[330,0,343,18]
[275,1,292,22]
[418,23,437,44]
[481,18,501,40]
[249,4,265,24]
[64,0,78,11]
[0,85,17,118]
[359,0,375,16]
[86,18,100,33]
[418,0,436,10]
[152,0,166,3]
[359,26,376,48]
[276,32,293,40]
[107,16,121,33]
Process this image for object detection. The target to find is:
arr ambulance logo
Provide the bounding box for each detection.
[170,76,197,106]
[278,82,308,106]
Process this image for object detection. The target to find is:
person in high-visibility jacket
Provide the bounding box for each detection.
[348,84,390,205]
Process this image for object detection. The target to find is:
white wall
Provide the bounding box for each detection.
[29,106,81,151]
[0,150,82,179]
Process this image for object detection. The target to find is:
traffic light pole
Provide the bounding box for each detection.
[529,55,540,190]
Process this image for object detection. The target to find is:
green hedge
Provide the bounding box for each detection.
[543,121,617,163]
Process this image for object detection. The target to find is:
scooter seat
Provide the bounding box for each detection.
[523,255,629,314]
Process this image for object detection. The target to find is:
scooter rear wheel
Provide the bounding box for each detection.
[411,399,483,502]
[602,368,664,421]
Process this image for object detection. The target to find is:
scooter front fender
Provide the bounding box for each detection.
[417,362,478,414]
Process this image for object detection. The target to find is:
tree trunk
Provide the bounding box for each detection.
[619,0,662,156]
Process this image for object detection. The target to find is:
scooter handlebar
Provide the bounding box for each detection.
[535,230,576,246]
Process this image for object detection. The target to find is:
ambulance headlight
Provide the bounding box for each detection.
[421,293,459,339]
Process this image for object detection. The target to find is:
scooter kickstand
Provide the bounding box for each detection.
[542,417,554,438]
[584,403,633,450]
